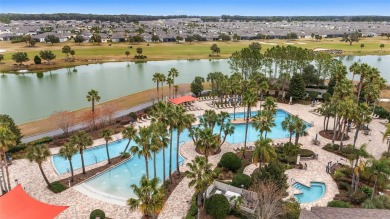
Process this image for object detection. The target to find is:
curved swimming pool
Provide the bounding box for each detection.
[52,109,310,199]
[293,182,326,203]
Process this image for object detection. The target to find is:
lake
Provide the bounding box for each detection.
[1,55,389,124]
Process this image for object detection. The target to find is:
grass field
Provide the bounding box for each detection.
[0,37,389,73]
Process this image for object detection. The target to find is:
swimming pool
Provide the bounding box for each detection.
[52,109,310,199]
[293,182,326,203]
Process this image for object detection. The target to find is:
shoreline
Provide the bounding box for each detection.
[1,38,389,74]
[19,83,194,137]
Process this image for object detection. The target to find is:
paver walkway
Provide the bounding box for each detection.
[7,100,388,218]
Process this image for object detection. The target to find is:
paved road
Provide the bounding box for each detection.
[22,101,155,143]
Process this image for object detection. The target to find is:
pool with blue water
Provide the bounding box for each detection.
[293,182,326,203]
[52,109,310,198]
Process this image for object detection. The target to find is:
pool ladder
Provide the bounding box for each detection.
[290,178,296,184]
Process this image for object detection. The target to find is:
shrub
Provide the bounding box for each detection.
[252,161,288,189]
[34,55,41,64]
[281,198,301,219]
[350,191,368,205]
[322,92,331,102]
[333,170,346,182]
[90,209,106,219]
[49,181,67,193]
[327,200,351,208]
[231,173,252,189]
[361,195,390,209]
[281,142,300,156]
[299,149,314,157]
[337,181,350,190]
[382,151,390,158]
[185,194,198,218]
[29,136,53,146]
[218,152,241,172]
[205,194,230,219]
[360,185,373,198]
[7,144,27,154]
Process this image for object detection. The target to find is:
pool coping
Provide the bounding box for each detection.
[292,181,327,204]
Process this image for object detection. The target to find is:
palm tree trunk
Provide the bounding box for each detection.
[92,100,96,130]
[153,152,156,179]
[69,159,74,183]
[145,156,149,179]
[295,132,299,145]
[332,116,339,144]
[3,153,11,191]
[176,131,181,175]
[243,105,251,149]
[163,147,166,181]
[289,132,292,143]
[157,84,159,102]
[123,140,131,155]
[38,163,50,187]
[355,173,360,192]
[80,150,86,174]
[169,129,173,182]
[105,142,111,164]
[161,82,164,101]
[339,122,347,149]
[372,177,378,199]
[0,156,8,193]
[353,126,360,149]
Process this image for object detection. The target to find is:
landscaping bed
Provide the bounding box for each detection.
[319,130,350,141]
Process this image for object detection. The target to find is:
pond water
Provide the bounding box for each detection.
[1,55,389,124]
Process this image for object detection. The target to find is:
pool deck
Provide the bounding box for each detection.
[7,99,388,218]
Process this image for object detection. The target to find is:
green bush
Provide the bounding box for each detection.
[333,170,346,182]
[231,173,252,189]
[29,136,53,146]
[373,106,390,120]
[218,152,241,172]
[49,181,67,193]
[90,209,106,219]
[322,93,331,102]
[205,194,230,219]
[252,161,288,189]
[361,195,390,209]
[327,200,352,208]
[7,144,27,153]
[350,191,368,205]
[360,185,373,198]
[299,149,314,157]
[185,194,198,219]
[337,181,350,191]
[281,198,301,219]
[34,55,41,64]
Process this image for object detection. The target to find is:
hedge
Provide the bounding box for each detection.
[231,173,252,189]
[49,181,67,193]
[218,152,241,172]
[90,209,106,219]
[205,194,230,219]
[29,136,53,146]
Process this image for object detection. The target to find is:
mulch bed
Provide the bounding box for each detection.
[58,156,130,187]
[195,147,222,156]
[162,171,186,201]
[319,130,350,141]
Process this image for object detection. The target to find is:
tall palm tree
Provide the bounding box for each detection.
[0,125,16,191]
[281,114,295,143]
[70,131,93,174]
[253,138,276,169]
[151,123,168,179]
[168,68,179,97]
[293,116,307,145]
[242,88,258,149]
[127,176,165,218]
[26,144,51,187]
[166,77,174,98]
[152,73,165,102]
[175,108,196,174]
[252,110,276,139]
[185,156,215,219]
[367,158,390,199]
[59,142,78,182]
[262,97,277,113]
[86,89,101,129]
[131,126,153,179]
[349,144,371,188]
[100,129,113,164]
[122,126,138,155]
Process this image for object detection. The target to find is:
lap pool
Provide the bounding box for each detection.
[52,109,310,199]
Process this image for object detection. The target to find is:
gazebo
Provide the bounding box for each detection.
[169,96,198,105]
[0,185,68,219]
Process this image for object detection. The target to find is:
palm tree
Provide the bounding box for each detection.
[152,73,165,102]
[242,88,258,149]
[168,68,179,97]
[281,114,295,143]
[0,125,16,191]
[253,138,277,169]
[150,123,168,179]
[185,156,214,219]
[59,142,78,182]
[175,108,196,174]
[131,126,153,179]
[166,77,174,98]
[26,144,51,187]
[127,176,165,218]
[383,124,390,155]
[349,144,371,189]
[86,89,101,129]
[70,131,93,174]
[367,158,390,199]
[100,129,113,164]
[122,126,138,155]
[293,116,307,145]
[262,97,277,113]
[252,110,276,139]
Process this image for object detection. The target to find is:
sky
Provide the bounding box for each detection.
[1,0,389,16]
